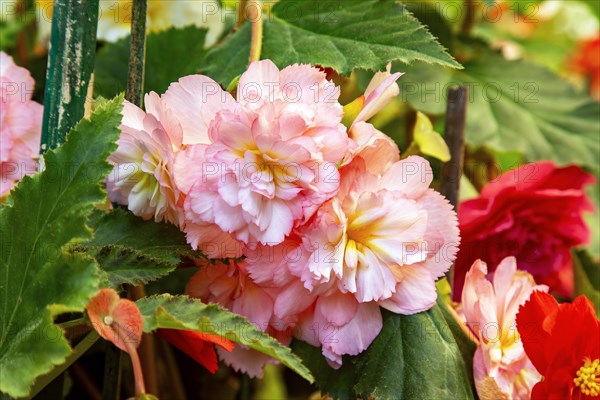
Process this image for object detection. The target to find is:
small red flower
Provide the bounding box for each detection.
[157,329,234,373]
[516,291,600,399]
[570,35,600,100]
[453,162,595,300]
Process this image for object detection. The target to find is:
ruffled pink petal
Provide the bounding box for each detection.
[316,292,359,327]
[417,189,460,279]
[163,74,237,145]
[274,280,315,320]
[379,264,437,314]
[217,346,273,378]
[237,60,281,109]
[183,221,243,258]
[380,156,433,198]
[347,122,399,175]
[319,301,382,358]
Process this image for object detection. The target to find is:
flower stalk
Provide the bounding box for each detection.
[248,0,263,63]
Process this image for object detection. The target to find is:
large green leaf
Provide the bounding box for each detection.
[136,294,314,383]
[84,208,195,263]
[74,245,174,289]
[292,298,475,400]
[0,96,123,398]
[202,0,460,86]
[73,208,197,288]
[401,45,600,172]
[94,26,208,98]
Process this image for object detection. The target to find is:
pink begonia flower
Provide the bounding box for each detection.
[0,51,43,196]
[106,91,241,258]
[294,155,460,313]
[460,257,547,400]
[173,60,353,246]
[107,93,184,225]
[285,152,457,365]
[186,66,458,371]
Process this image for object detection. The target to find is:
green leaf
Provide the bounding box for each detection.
[585,182,600,258]
[136,294,314,383]
[0,96,124,398]
[292,298,475,400]
[75,245,174,289]
[574,249,600,318]
[401,45,600,173]
[202,0,460,86]
[583,0,600,18]
[94,26,208,98]
[73,208,198,288]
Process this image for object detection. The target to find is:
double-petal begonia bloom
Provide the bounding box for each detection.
[277,153,459,365]
[106,89,242,258]
[0,51,43,196]
[454,161,595,299]
[460,257,547,399]
[173,60,353,246]
[294,155,459,313]
[517,291,600,399]
[106,93,185,226]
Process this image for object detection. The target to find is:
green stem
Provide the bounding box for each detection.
[27,331,100,398]
[40,0,100,151]
[237,0,249,27]
[248,0,263,63]
[57,317,87,330]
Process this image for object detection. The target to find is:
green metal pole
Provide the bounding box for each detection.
[40,0,100,151]
[125,0,147,106]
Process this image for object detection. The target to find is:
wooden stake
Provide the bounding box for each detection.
[441,86,467,286]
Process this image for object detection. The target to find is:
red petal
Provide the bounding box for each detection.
[157,329,234,373]
[551,295,600,361]
[516,291,558,373]
[197,332,235,352]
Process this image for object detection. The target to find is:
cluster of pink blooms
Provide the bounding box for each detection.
[0,51,43,196]
[106,60,461,374]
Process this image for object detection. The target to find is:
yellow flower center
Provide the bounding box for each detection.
[574,358,600,397]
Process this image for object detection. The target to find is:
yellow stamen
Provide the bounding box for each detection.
[574,358,600,397]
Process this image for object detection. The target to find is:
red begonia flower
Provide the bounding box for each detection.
[454,162,595,300]
[516,291,600,399]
